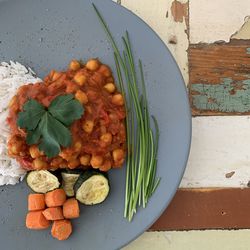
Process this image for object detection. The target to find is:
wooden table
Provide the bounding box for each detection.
[113,0,250,249]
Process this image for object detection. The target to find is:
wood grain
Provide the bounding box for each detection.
[189,42,250,115]
[150,188,250,230]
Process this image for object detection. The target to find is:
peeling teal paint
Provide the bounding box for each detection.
[246,48,250,54]
[191,77,250,112]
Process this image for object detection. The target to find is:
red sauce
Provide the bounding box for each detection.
[7,59,126,171]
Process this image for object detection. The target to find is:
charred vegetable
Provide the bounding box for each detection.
[61,170,81,197]
[74,170,109,205]
[26,170,60,193]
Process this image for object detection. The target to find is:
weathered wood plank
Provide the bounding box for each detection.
[189,42,250,115]
[124,230,250,250]
[181,116,250,188]
[150,188,250,230]
[121,0,189,85]
[189,0,250,43]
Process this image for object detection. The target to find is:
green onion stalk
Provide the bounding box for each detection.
[93,4,160,221]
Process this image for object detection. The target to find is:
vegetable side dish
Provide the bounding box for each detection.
[7,59,126,172]
[1,5,160,242]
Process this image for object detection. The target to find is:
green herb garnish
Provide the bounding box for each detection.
[93,5,161,221]
[17,94,84,158]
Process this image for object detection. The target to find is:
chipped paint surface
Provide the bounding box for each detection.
[190,0,250,43]
[191,78,250,113]
[189,43,250,115]
[124,230,250,250]
[225,171,235,178]
[170,0,188,23]
[121,0,189,84]
[231,16,250,40]
[181,116,250,188]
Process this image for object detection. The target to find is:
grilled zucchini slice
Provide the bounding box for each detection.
[74,170,109,205]
[26,170,60,193]
[61,170,81,197]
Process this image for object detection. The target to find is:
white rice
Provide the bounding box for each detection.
[0,61,41,185]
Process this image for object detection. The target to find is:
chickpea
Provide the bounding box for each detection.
[90,155,103,168]
[51,71,62,81]
[86,59,100,71]
[100,160,112,171]
[51,156,64,168]
[100,133,112,144]
[98,64,111,77]
[109,113,118,121]
[75,90,88,104]
[80,154,91,165]
[8,137,24,156]
[69,59,81,71]
[104,83,116,93]
[83,120,94,133]
[66,82,79,94]
[60,150,78,161]
[73,72,87,86]
[33,158,48,170]
[74,141,82,152]
[68,158,80,169]
[112,149,125,162]
[112,94,124,106]
[29,145,43,158]
[8,145,19,155]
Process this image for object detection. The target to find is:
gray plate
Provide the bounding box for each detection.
[0,0,191,249]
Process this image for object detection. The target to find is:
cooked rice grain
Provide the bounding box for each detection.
[0,61,41,185]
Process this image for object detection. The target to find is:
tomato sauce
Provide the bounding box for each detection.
[7,59,126,171]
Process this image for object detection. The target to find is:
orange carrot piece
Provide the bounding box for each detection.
[26,211,50,230]
[42,207,64,221]
[28,194,46,211]
[45,189,66,207]
[51,219,72,240]
[63,198,80,219]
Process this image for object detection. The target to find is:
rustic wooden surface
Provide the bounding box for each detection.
[116,0,250,248]
[189,42,250,115]
[150,188,250,230]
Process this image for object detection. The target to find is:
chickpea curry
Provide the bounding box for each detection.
[7,59,126,171]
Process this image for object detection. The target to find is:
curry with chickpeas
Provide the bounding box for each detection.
[7,59,126,172]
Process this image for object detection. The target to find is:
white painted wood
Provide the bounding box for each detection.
[124,230,250,250]
[121,0,189,84]
[231,16,250,39]
[181,116,250,188]
[190,0,250,43]
[121,1,250,188]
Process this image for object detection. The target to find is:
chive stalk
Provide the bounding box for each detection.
[93,4,160,221]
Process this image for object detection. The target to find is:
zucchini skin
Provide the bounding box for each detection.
[73,170,108,194]
[61,169,83,175]
[61,171,81,197]
[26,170,60,193]
[74,170,109,205]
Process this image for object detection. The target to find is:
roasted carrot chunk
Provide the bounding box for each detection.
[28,194,46,211]
[45,189,66,207]
[51,219,72,240]
[63,198,80,219]
[26,211,50,230]
[42,207,64,221]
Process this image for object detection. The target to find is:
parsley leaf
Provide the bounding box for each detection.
[17,99,46,130]
[49,94,84,126]
[26,126,42,145]
[38,112,72,158]
[17,94,84,158]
